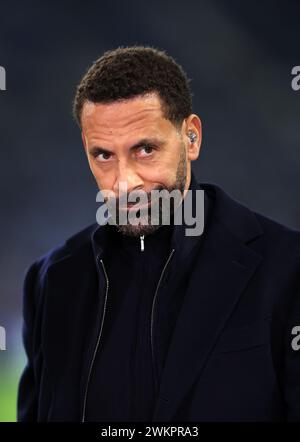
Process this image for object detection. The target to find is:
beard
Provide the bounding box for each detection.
[104,143,187,237]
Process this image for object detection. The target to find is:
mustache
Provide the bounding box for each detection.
[104,185,168,206]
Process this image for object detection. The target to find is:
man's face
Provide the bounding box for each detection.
[81,92,199,236]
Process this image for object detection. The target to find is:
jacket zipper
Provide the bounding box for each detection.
[140,235,145,251]
[81,246,174,420]
[150,248,175,394]
[81,256,109,422]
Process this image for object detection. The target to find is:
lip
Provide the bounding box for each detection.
[119,201,151,211]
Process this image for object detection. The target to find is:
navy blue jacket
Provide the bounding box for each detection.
[17,176,300,421]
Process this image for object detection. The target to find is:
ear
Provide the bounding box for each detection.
[184,114,202,161]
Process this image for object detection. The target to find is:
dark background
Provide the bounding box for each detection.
[0,0,299,420]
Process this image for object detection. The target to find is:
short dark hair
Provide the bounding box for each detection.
[73,46,192,128]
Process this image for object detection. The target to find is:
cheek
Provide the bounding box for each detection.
[159,149,182,174]
[87,161,114,190]
[142,164,177,188]
[145,149,181,183]
[163,143,184,166]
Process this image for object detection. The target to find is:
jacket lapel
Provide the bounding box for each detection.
[152,210,263,421]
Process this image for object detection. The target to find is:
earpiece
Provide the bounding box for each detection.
[188,131,197,143]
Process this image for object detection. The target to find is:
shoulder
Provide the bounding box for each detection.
[201,181,300,256]
[200,181,300,317]
[253,210,300,248]
[24,222,99,283]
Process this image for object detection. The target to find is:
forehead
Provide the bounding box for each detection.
[81,92,169,136]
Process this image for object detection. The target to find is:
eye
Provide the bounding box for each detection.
[96,151,113,162]
[137,145,155,158]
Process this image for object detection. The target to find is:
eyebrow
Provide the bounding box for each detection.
[88,137,165,156]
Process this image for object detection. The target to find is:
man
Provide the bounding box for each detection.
[18,46,300,422]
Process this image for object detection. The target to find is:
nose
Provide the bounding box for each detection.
[113,160,144,195]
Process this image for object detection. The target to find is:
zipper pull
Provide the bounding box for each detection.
[140,235,145,251]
